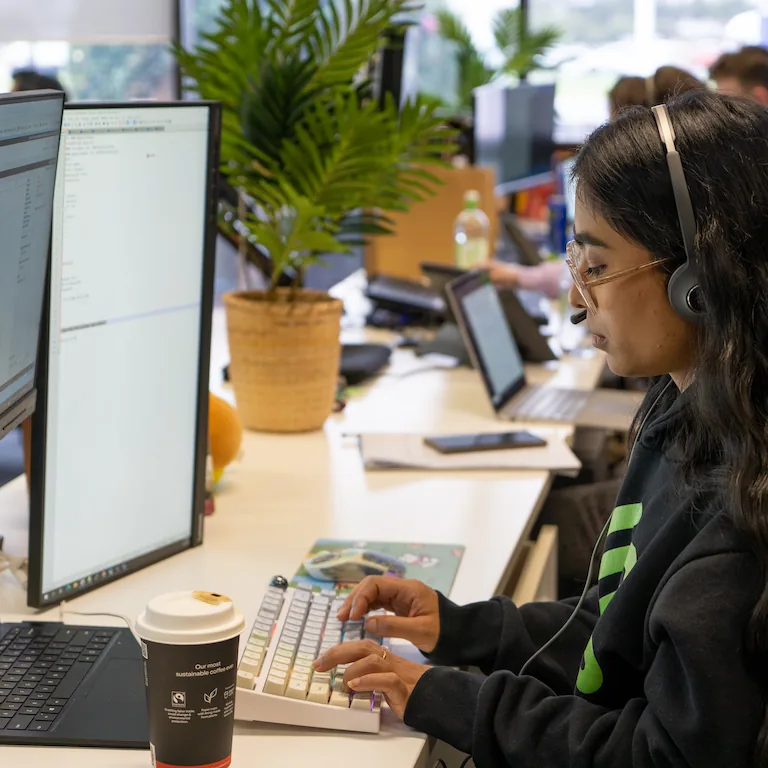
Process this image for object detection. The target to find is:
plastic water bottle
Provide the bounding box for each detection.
[454,190,491,269]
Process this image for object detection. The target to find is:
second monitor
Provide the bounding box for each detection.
[28,101,221,609]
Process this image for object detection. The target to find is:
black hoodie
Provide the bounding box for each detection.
[404,382,764,767]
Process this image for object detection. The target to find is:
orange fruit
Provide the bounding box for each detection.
[209,393,243,482]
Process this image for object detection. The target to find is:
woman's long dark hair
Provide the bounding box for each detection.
[573,90,768,766]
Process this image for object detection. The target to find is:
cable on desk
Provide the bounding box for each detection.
[432,761,448,768]
[58,602,142,646]
[459,756,474,768]
[0,550,27,589]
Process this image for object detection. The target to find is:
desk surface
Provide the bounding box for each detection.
[0,290,605,767]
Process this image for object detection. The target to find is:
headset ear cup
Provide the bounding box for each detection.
[687,284,703,314]
[667,263,703,323]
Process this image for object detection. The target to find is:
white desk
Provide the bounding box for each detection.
[0,300,605,767]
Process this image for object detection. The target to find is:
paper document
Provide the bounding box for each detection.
[358,431,581,474]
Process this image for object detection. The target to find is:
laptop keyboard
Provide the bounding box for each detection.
[0,624,114,733]
[512,386,591,422]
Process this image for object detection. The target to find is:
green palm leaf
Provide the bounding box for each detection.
[176,0,454,295]
[493,7,560,79]
[436,9,494,109]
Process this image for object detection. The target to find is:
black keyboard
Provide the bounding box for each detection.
[0,623,114,733]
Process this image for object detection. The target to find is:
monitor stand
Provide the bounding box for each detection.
[414,323,473,368]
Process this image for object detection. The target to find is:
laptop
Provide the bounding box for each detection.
[421,263,556,364]
[0,622,147,746]
[445,270,643,429]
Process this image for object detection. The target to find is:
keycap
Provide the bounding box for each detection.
[33,713,56,722]
[286,678,308,700]
[239,660,261,677]
[236,670,255,690]
[307,680,330,704]
[52,662,92,698]
[7,714,33,730]
[329,690,350,707]
[28,721,50,731]
[351,692,373,710]
[293,664,312,679]
[263,675,287,695]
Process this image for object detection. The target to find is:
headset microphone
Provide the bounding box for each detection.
[570,309,587,325]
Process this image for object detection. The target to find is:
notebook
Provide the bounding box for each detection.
[357,431,581,474]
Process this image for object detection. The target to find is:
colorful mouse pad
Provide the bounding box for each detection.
[291,539,465,596]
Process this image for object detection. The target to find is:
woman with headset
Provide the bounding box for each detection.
[314,90,767,767]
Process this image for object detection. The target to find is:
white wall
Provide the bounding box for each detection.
[0,0,174,42]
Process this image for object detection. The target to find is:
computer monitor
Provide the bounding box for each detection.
[474,83,556,185]
[0,90,63,439]
[27,102,221,609]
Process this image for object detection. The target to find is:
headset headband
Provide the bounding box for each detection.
[651,104,699,280]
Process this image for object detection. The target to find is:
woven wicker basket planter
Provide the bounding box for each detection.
[223,290,343,433]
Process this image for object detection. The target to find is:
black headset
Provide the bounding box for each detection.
[651,104,705,322]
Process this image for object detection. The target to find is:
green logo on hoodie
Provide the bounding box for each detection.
[576,503,642,695]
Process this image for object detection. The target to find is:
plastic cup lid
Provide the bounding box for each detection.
[136,591,245,646]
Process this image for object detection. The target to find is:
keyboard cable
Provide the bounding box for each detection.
[57,601,142,646]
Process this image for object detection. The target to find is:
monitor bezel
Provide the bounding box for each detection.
[0,90,64,448]
[445,270,528,412]
[27,100,221,609]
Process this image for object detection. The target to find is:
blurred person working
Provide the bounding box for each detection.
[484,65,704,296]
[11,69,68,101]
[711,46,768,104]
[608,66,704,117]
[315,91,768,767]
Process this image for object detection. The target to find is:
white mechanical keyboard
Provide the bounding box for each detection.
[234,578,387,733]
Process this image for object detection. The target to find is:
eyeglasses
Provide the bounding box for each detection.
[565,240,673,314]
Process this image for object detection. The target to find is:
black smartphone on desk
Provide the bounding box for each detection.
[424,431,547,454]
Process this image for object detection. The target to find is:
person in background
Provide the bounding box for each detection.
[609,65,704,117]
[710,46,768,104]
[484,65,704,296]
[11,69,68,101]
[315,90,768,767]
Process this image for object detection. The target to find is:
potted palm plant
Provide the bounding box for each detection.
[176,0,453,433]
[436,7,561,111]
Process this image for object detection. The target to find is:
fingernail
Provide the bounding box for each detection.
[366,618,379,634]
[351,598,358,617]
[349,678,360,689]
[312,657,323,669]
